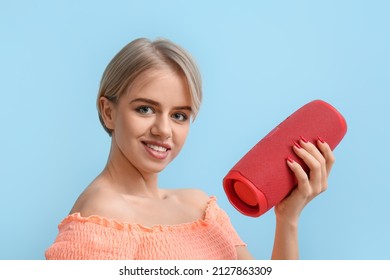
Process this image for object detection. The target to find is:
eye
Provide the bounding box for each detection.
[136,106,154,115]
[172,112,188,122]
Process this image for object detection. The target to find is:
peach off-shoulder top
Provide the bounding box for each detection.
[45,197,245,260]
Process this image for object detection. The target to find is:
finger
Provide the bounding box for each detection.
[286,157,312,198]
[316,137,336,175]
[299,137,326,166]
[293,142,323,193]
[298,138,328,192]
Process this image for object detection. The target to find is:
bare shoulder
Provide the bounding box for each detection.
[172,188,211,208]
[69,181,127,218]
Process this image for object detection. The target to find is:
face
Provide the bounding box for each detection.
[104,68,192,176]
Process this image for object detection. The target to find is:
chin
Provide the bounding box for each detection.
[140,161,171,175]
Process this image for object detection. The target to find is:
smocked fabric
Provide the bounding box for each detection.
[45,197,245,260]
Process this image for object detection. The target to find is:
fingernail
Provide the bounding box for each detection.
[317,136,325,143]
[294,141,302,149]
[287,156,294,163]
[300,136,308,143]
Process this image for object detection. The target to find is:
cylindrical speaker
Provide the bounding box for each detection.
[223,100,347,217]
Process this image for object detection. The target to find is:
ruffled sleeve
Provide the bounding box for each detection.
[45,214,140,260]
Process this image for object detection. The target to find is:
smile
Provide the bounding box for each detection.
[146,143,168,152]
[142,141,171,160]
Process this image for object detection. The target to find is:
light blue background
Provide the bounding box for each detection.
[1,0,389,260]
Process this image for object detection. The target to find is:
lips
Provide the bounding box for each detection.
[142,141,171,160]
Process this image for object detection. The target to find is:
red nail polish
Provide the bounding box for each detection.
[294,141,302,149]
[300,136,309,143]
[317,136,325,143]
[287,156,294,163]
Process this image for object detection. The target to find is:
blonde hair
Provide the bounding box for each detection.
[97,38,202,135]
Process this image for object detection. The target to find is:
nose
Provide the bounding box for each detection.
[150,114,172,140]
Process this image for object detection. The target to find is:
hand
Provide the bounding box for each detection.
[274,137,335,223]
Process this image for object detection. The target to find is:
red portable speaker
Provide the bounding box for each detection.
[223,100,347,217]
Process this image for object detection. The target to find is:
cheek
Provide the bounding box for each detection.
[124,111,150,130]
[175,124,190,144]
[115,114,142,141]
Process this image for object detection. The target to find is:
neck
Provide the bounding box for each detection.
[100,140,161,198]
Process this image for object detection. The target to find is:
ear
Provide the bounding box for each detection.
[99,97,116,131]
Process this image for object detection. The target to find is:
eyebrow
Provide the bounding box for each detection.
[130,98,192,112]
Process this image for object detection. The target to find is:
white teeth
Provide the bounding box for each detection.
[146,143,168,152]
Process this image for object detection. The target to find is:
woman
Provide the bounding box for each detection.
[45,38,335,260]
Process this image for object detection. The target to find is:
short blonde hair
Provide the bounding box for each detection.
[97,38,202,135]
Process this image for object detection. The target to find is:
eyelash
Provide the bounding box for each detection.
[135,106,189,122]
[172,112,188,122]
[136,106,154,115]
